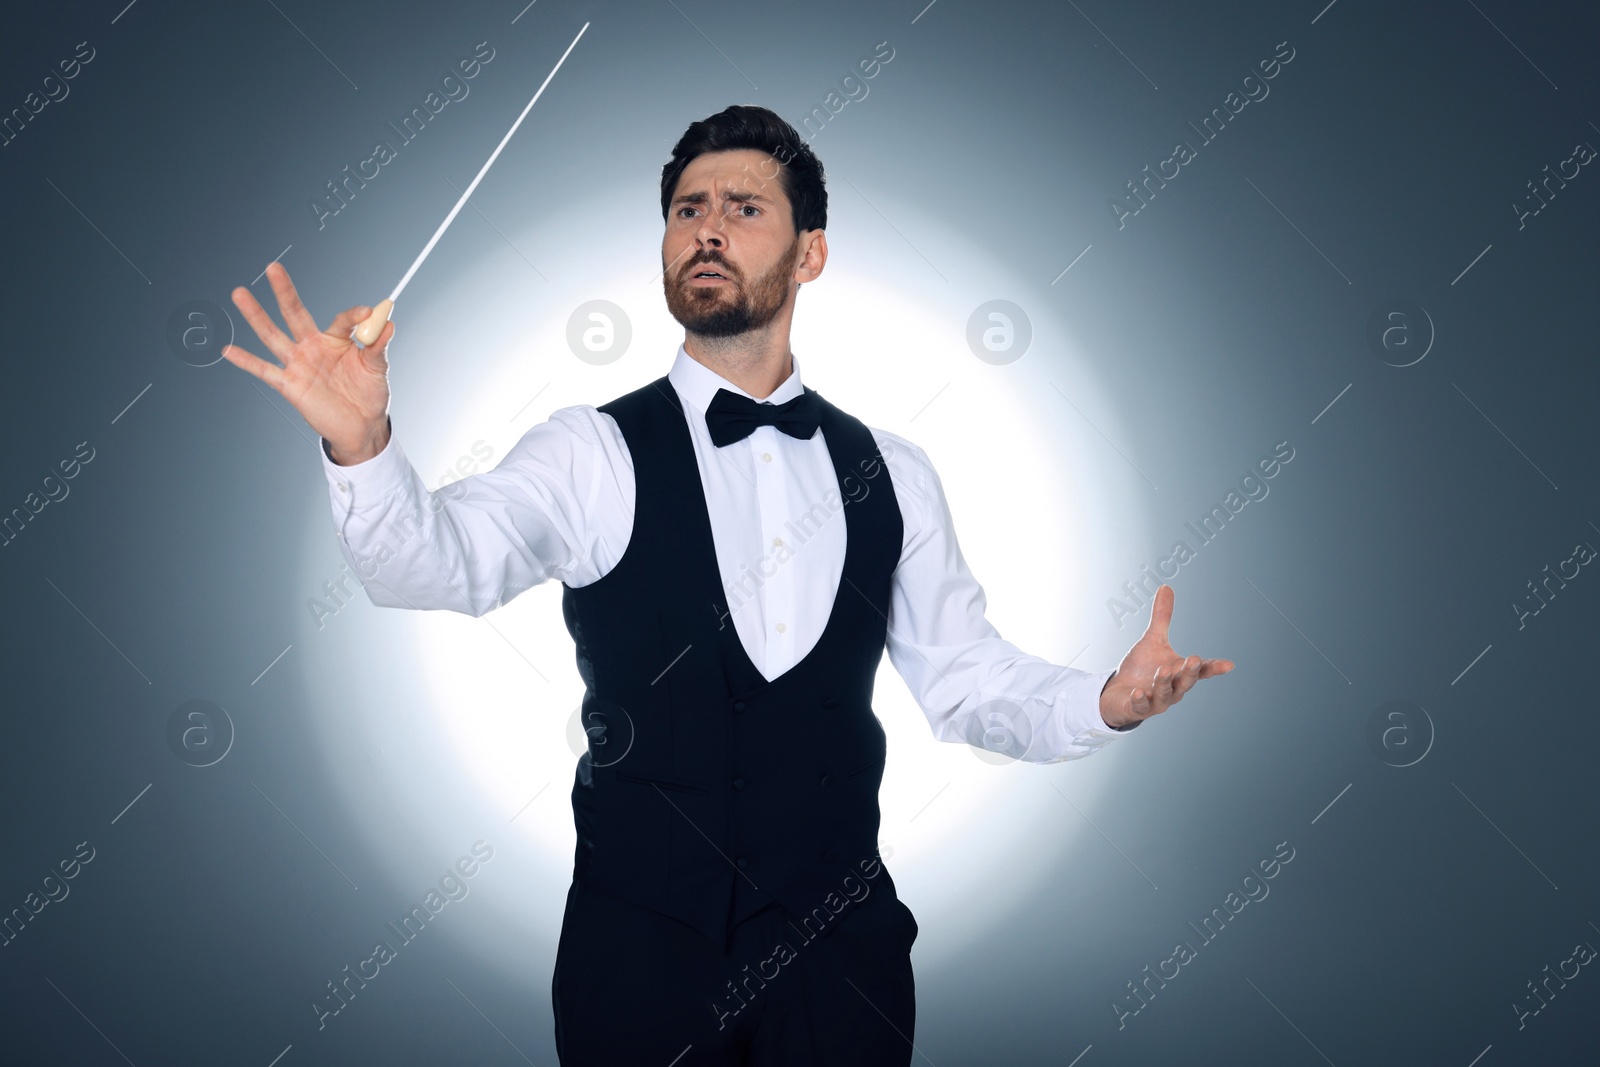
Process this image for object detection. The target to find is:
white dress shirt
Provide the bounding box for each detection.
[320,345,1130,762]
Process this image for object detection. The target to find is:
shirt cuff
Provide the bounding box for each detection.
[1033,666,1137,763]
[321,417,425,551]
[321,416,409,504]
[1075,666,1127,733]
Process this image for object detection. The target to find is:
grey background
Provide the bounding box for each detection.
[2,0,1597,1063]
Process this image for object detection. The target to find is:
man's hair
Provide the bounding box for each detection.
[659,105,827,235]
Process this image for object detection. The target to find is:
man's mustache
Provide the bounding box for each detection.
[681,252,739,282]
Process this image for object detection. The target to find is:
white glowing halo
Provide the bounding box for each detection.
[299,191,1143,969]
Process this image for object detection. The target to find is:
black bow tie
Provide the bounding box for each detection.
[704,387,822,447]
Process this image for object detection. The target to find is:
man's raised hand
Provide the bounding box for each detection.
[1098,584,1234,729]
[224,262,393,465]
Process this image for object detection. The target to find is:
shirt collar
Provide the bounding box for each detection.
[667,342,805,417]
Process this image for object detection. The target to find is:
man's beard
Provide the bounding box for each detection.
[663,241,799,338]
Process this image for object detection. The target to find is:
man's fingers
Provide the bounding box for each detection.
[265,261,320,341]
[220,342,285,390]
[1112,653,1231,727]
[1129,686,1151,721]
[1145,583,1174,640]
[1162,657,1197,701]
[327,304,374,338]
[230,285,293,362]
[361,317,395,358]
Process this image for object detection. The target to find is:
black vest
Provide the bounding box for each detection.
[561,376,904,951]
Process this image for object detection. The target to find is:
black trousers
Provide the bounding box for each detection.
[551,879,918,1065]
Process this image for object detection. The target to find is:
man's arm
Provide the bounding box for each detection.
[875,430,1135,765]
[220,259,630,617]
[320,406,632,616]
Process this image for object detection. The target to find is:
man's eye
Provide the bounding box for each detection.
[738,204,759,217]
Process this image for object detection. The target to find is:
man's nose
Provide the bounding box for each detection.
[695,213,726,248]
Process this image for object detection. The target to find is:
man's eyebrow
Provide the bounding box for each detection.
[670,189,775,206]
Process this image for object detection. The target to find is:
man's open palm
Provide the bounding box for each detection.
[1099,584,1234,729]
[223,262,393,463]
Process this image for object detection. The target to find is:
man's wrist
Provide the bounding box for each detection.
[325,417,392,466]
[1098,669,1141,732]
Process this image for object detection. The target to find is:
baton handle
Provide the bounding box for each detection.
[352,299,393,346]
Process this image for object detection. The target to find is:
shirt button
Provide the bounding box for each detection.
[732,777,746,790]
[736,857,749,870]
[761,452,772,463]
[772,537,783,548]
[775,622,786,633]
[337,483,347,493]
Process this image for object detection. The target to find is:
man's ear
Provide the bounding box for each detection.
[796,229,827,284]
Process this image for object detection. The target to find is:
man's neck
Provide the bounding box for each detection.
[683,330,793,399]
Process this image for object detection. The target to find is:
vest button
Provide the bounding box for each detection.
[732,700,746,713]
[822,849,837,862]
[732,777,746,790]
[736,856,749,870]
[819,773,830,785]
[822,697,839,709]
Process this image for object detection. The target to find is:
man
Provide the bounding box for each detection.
[224,104,1233,1065]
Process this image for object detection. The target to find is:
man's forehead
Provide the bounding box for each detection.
[676,150,783,194]
[681,147,778,176]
